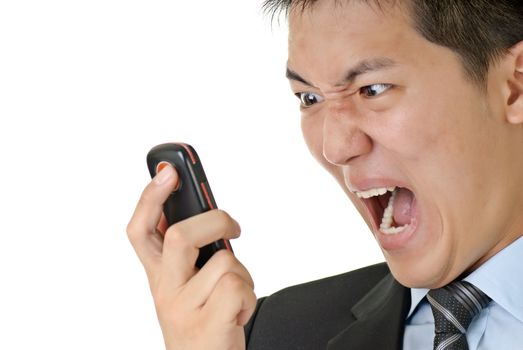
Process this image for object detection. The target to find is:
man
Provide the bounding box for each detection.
[127,0,523,349]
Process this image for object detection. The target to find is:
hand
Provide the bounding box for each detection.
[127,165,257,350]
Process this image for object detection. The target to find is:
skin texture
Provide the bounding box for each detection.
[127,165,256,350]
[127,1,523,348]
[287,0,523,288]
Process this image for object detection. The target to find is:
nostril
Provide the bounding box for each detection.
[322,131,373,166]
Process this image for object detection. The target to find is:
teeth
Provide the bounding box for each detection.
[354,186,410,235]
[379,188,409,235]
[355,186,396,199]
[380,225,408,235]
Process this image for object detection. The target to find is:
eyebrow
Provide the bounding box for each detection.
[286,57,397,87]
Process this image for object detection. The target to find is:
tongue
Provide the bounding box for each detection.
[393,188,414,226]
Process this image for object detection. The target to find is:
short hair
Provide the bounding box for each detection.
[263,0,523,85]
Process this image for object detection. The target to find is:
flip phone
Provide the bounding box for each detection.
[146,142,233,268]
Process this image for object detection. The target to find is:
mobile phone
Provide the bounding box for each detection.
[146,142,233,268]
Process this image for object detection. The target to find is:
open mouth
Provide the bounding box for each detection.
[357,186,416,235]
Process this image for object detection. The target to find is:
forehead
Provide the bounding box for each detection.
[288,0,410,34]
[287,0,424,84]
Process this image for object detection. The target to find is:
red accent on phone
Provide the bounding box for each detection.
[147,142,233,268]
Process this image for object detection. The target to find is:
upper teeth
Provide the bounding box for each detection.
[355,187,396,199]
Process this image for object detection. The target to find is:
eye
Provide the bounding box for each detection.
[360,83,392,98]
[294,92,324,108]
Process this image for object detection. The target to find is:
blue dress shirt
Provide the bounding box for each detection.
[403,236,523,349]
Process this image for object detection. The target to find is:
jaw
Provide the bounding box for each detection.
[379,203,472,289]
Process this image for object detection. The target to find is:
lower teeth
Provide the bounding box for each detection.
[379,188,408,235]
[380,225,407,235]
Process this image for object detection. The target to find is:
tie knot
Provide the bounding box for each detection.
[427,281,491,349]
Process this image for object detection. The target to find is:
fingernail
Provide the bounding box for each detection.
[154,164,173,185]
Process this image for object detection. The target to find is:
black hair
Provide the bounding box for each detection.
[263,0,523,84]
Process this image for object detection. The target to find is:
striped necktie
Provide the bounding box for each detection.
[427,280,491,350]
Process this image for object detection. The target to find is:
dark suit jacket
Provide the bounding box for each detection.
[244,263,411,349]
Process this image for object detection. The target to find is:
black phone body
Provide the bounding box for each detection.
[147,142,232,268]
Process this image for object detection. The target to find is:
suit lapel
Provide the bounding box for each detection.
[327,273,411,350]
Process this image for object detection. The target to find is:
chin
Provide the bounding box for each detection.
[378,224,455,289]
[387,260,448,289]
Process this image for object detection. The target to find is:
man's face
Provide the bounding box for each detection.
[287,0,522,288]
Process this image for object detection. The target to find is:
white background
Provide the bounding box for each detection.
[0,1,383,349]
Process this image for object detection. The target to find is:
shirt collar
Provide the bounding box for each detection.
[407,287,429,318]
[464,236,523,323]
[406,236,523,321]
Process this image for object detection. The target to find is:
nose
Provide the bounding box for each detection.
[322,100,372,165]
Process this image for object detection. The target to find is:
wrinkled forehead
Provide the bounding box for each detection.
[286,0,429,89]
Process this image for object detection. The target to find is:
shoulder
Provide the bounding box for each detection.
[245,262,390,349]
[258,262,390,311]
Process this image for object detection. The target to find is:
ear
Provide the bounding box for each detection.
[506,40,523,124]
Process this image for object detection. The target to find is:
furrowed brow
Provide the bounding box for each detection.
[286,67,314,87]
[286,57,397,88]
[341,58,397,86]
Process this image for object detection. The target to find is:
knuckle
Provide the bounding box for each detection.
[126,221,140,243]
[214,209,232,221]
[212,211,229,231]
[163,225,187,247]
[163,225,200,261]
[248,289,257,304]
[214,250,237,271]
[219,272,245,292]
[213,210,239,233]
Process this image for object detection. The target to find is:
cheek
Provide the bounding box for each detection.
[369,91,461,169]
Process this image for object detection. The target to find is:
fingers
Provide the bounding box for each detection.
[178,250,254,309]
[161,210,242,288]
[127,165,179,274]
[128,162,253,350]
[156,214,168,235]
[203,271,257,327]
